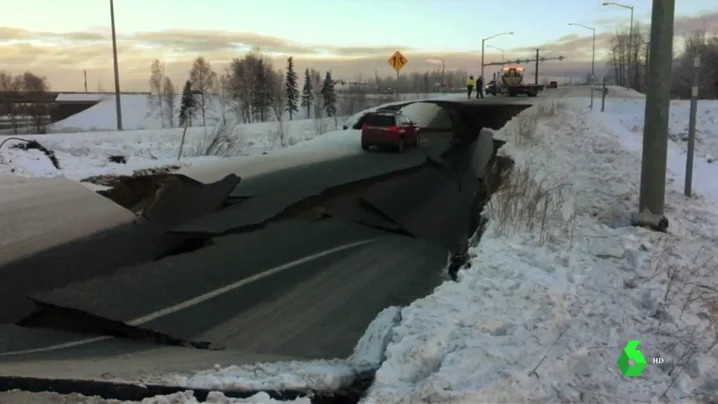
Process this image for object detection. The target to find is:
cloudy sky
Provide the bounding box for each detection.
[0,0,716,91]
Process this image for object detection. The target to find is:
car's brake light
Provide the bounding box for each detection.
[388,125,400,133]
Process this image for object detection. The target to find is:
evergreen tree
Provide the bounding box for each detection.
[285,57,299,120]
[321,71,337,117]
[178,80,196,127]
[301,68,313,118]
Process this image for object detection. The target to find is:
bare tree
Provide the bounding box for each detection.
[607,24,647,92]
[670,30,718,99]
[189,56,217,126]
[149,59,165,127]
[226,49,283,124]
[21,72,49,133]
[269,69,285,121]
[252,59,272,122]
[162,76,176,128]
[0,72,23,133]
[218,73,229,126]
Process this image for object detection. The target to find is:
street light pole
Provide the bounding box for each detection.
[109,0,123,131]
[481,32,513,82]
[568,23,596,109]
[603,2,634,89]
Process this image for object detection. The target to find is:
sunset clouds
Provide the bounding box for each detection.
[0,10,716,91]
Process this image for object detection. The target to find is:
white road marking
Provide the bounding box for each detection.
[0,239,377,357]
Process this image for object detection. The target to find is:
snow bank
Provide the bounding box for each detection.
[0,117,341,181]
[364,100,718,403]
[167,307,401,392]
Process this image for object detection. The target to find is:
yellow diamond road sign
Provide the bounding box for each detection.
[388,51,408,73]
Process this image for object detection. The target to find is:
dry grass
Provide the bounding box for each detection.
[513,100,565,145]
[535,99,564,117]
[486,163,576,245]
[273,120,288,147]
[484,99,574,245]
[314,117,328,135]
[630,240,718,401]
[190,121,248,157]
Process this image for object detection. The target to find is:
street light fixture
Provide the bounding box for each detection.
[109,0,123,130]
[603,2,634,89]
[481,32,513,82]
[568,22,596,109]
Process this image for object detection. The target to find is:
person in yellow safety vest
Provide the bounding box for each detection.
[466,76,475,99]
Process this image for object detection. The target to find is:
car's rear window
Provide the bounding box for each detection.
[365,114,395,126]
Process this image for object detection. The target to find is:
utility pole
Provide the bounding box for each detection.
[684,55,700,197]
[109,0,123,130]
[84,70,88,93]
[534,49,539,85]
[637,0,674,230]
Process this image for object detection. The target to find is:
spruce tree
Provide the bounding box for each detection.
[321,71,337,117]
[178,80,196,127]
[285,57,299,120]
[301,68,313,118]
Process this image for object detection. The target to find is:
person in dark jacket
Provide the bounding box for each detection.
[466,76,475,99]
[476,76,484,99]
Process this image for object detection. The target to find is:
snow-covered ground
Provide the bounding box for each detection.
[0,117,342,181]
[0,93,462,182]
[602,98,718,161]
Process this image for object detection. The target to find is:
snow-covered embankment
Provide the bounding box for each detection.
[363,100,718,403]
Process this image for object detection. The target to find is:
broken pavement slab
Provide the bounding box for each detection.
[141,174,240,229]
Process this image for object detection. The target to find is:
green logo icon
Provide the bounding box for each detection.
[617,340,647,377]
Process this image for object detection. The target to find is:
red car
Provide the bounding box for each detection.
[360,111,420,152]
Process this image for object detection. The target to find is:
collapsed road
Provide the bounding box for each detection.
[0,98,531,401]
